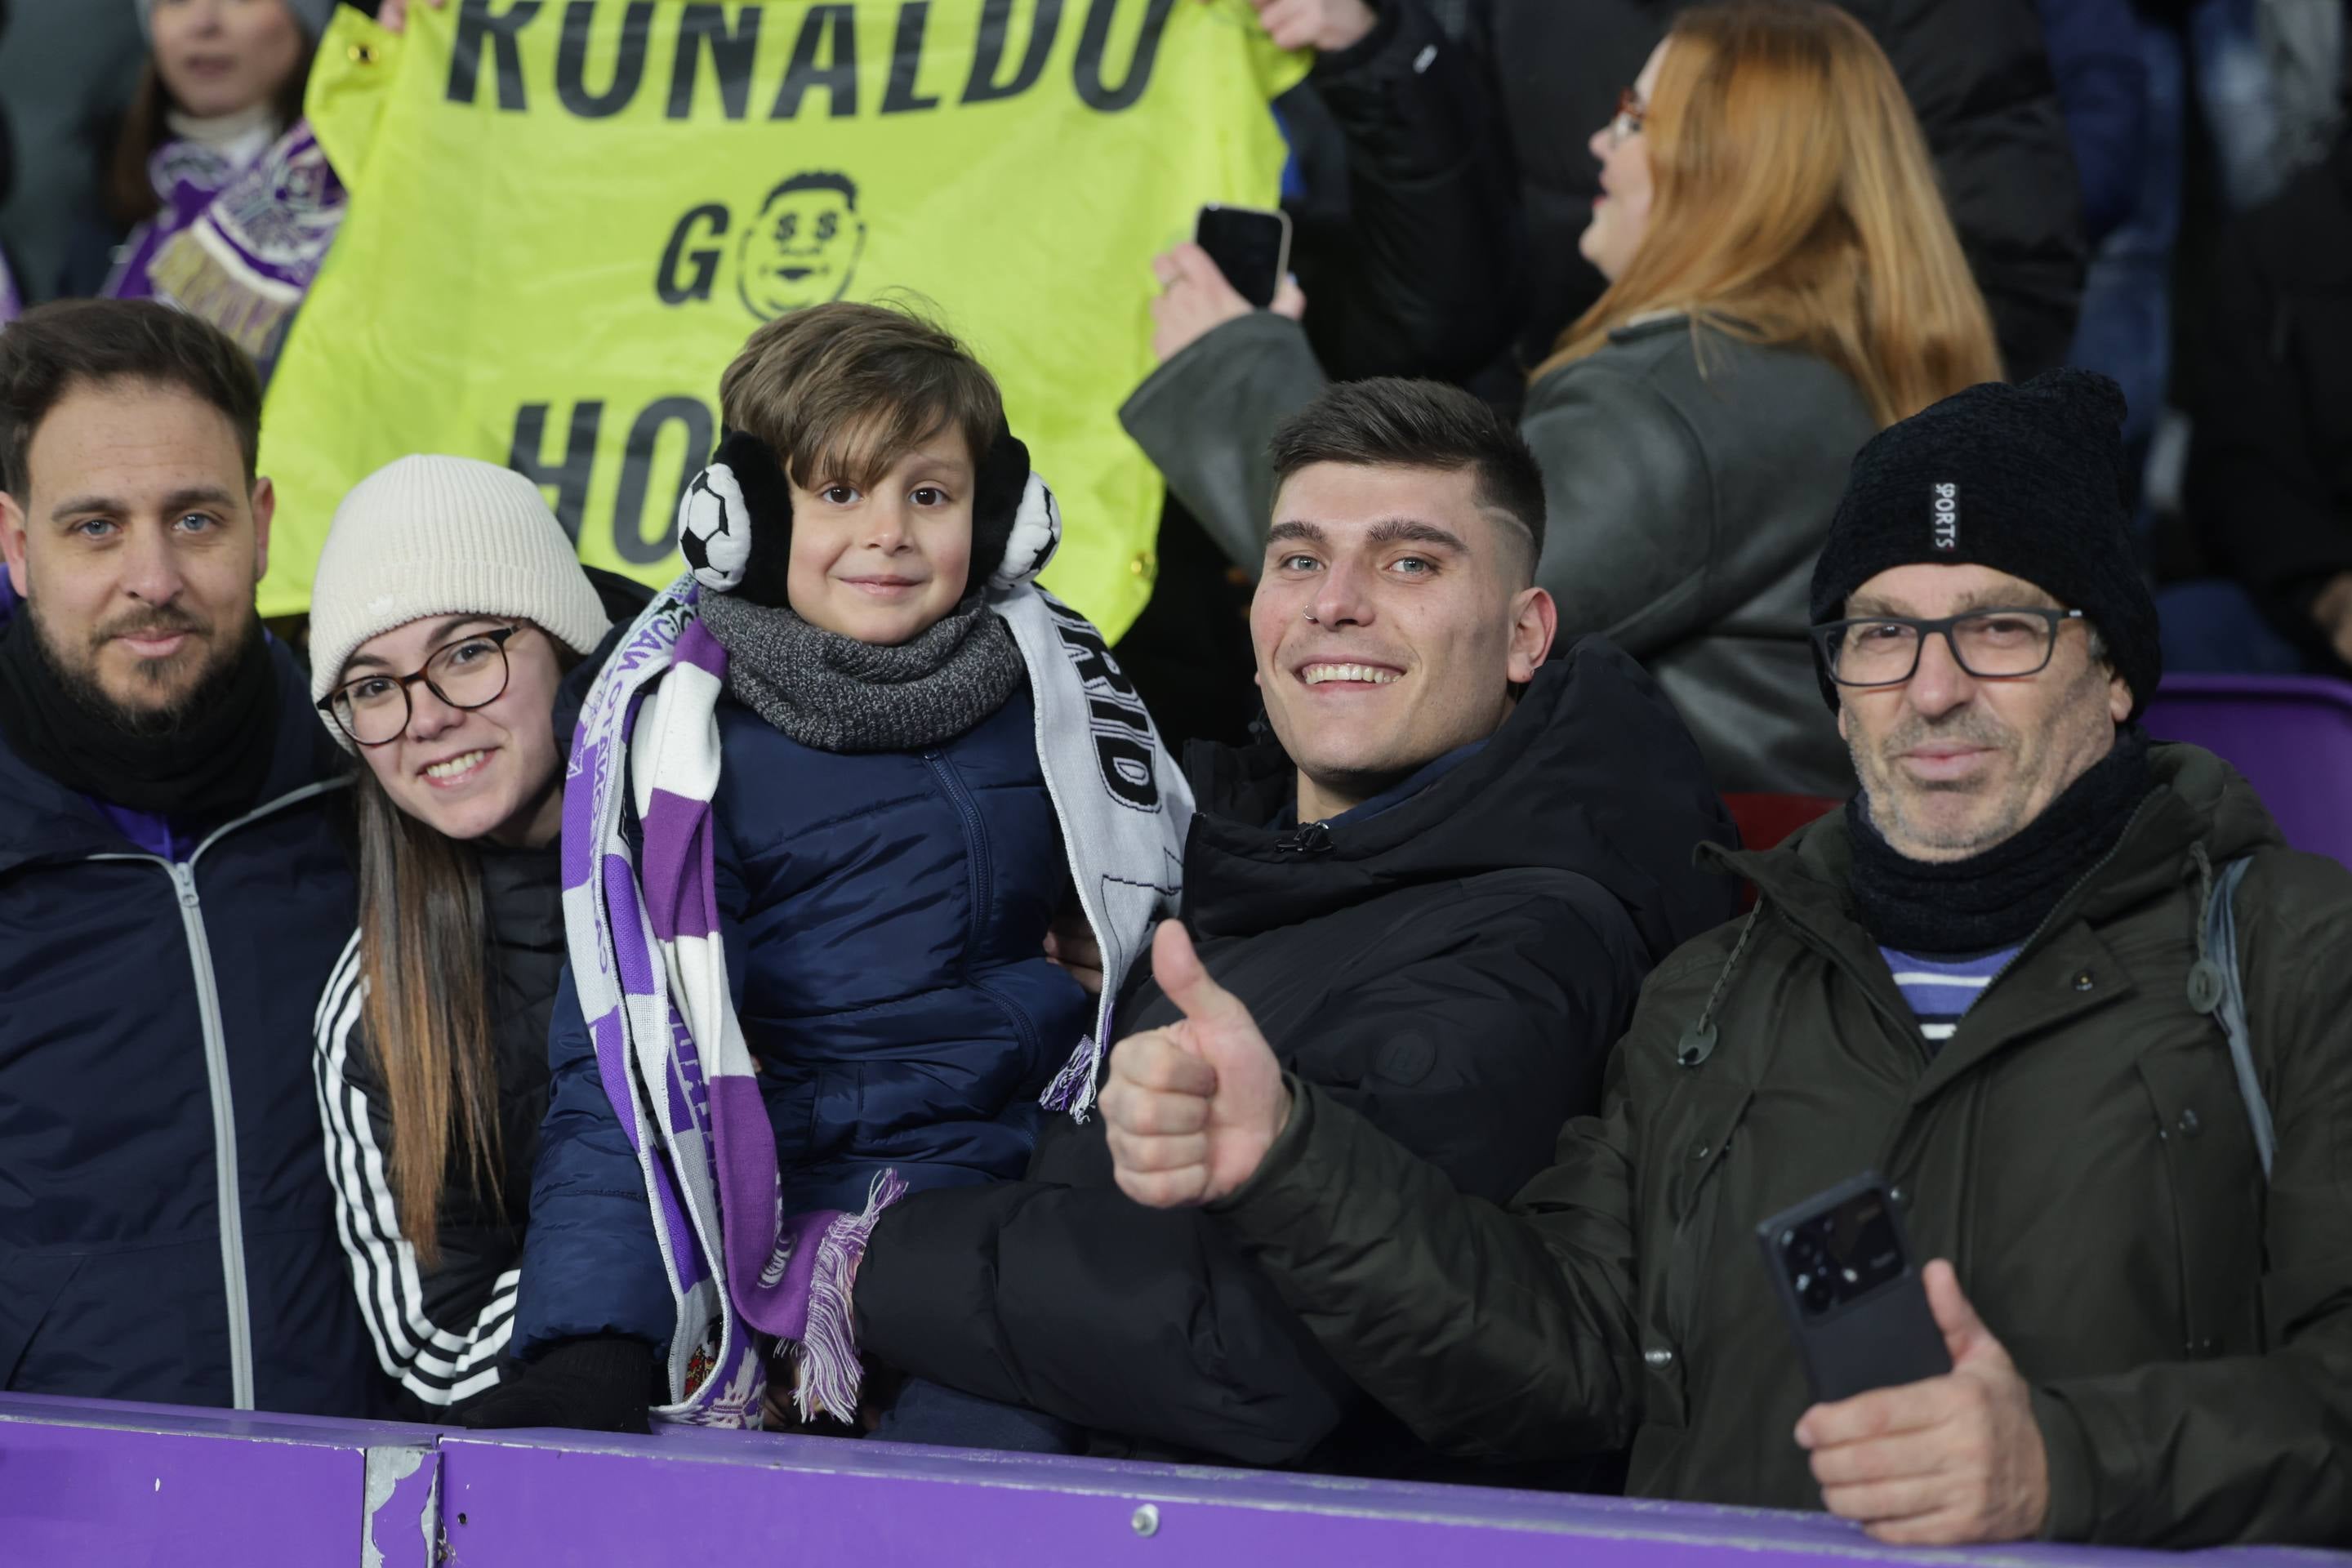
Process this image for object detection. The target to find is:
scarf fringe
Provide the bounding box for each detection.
[1040,1034,1102,1120]
[787,1169,910,1423]
[149,223,302,362]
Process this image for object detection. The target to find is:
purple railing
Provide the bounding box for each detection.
[2,1392,2343,1567]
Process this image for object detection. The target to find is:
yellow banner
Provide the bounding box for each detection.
[259,0,1302,637]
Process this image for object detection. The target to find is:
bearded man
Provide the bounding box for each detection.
[0,300,371,1414]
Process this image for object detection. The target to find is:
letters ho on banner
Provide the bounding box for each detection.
[257,0,1302,637]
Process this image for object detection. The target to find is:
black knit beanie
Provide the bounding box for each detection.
[1808,368,2159,720]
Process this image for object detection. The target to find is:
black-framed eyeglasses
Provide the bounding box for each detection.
[318,626,522,746]
[1811,608,2087,688]
[1609,86,1646,146]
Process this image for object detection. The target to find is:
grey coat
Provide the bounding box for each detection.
[1119,313,1875,797]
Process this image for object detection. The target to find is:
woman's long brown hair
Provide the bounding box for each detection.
[354,765,502,1267]
[105,33,315,227]
[1535,0,2002,425]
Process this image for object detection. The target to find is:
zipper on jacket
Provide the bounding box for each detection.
[924,751,994,960]
[168,859,254,1410]
[924,750,1049,1069]
[1276,821,1334,856]
[87,778,345,1411]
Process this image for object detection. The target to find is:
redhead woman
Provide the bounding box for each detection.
[1124,0,2002,797]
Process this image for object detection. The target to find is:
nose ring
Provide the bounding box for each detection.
[1303,608,1318,624]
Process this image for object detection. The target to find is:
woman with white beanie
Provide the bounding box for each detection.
[305,452,618,1421]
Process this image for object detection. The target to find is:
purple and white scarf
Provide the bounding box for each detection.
[106,120,346,364]
[561,469,1191,1426]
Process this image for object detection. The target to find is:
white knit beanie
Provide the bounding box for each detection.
[309,455,612,747]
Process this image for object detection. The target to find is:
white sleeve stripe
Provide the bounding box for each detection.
[325,1013,519,1383]
[313,933,524,1392]
[327,993,516,1376]
[314,930,364,1038]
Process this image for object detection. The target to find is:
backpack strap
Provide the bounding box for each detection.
[2187,854,2274,1182]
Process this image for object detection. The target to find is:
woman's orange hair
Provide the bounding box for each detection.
[1536,0,2002,425]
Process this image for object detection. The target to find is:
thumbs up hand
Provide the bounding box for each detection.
[1102,920,1290,1207]
[1795,1261,2049,1544]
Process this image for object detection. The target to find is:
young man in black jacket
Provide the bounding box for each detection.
[841,378,1740,1475]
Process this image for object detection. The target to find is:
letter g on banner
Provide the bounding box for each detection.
[658,203,731,304]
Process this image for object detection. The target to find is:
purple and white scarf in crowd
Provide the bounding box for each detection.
[560,467,1190,1426]
[106,120,345,363]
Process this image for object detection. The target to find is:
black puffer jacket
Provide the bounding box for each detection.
[851,640,1741,1474]
[2186,139,2352,662]
[312,840,563,1421]
[1279,0,1521,383]
[1482,0,2083,379]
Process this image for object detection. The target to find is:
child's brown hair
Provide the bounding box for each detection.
[719,300,1003,490]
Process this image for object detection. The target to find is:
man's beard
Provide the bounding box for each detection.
[1849,665,2112,860]
[1851,709,2026,858]
[25,597,257,741]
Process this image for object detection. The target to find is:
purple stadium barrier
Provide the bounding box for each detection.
[2,1393,2345,1567]
[2145,675,2352,870]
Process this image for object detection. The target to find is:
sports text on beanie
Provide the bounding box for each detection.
[678,422,1053,608]
[1806,368,2162,720]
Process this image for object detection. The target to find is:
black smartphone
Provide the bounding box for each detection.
[1755,1171,1951,1404]
[1195,203,1292,310]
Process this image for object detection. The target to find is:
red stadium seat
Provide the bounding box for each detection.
[1722,791,1840,852]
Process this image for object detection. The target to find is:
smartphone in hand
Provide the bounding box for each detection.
[1756,1171,1951,1404]
[1195,203,1292,310]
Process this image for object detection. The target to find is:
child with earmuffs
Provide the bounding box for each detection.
[473,301,1191,1446]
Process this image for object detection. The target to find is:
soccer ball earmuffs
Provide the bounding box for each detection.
[676,424,1060,608]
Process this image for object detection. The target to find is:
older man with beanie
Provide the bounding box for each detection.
[1103,368,2352,1547]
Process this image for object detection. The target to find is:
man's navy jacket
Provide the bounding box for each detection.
[0,625,374,1414]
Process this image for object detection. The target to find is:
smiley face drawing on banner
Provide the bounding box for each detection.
[735,172,867,320]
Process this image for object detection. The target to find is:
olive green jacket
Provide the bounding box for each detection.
[1216,744,2352,1546]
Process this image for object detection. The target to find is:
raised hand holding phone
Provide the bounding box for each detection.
[1195,204,1293,309]
[1148,240,1305,363]
[1101,920,1290,1207]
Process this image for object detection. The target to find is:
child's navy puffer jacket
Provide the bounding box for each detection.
[512,679,1089,1360]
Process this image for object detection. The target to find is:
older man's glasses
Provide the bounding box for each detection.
[1811,608,2087,688]
[1608,87,1646,146]
[319,626,521,746]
